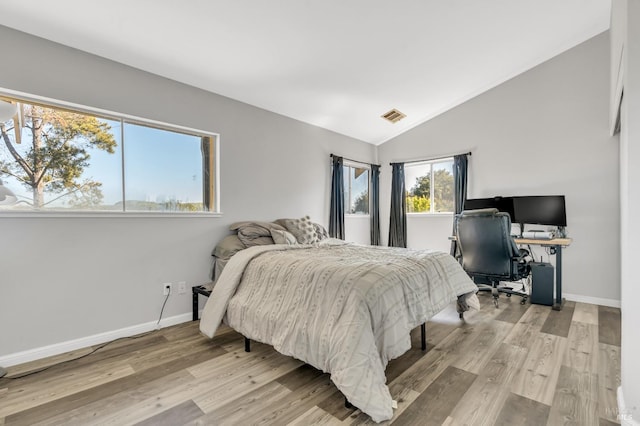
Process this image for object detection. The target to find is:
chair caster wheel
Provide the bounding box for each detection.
[520,299,527,305]
[506,293,511,298]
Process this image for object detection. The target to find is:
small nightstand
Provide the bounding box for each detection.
[192,285,212,321]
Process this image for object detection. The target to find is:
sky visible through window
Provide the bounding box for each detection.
[405,160,454,213]
[0,105,208,210]
[123,123,203,207]
[344,165,369,214]
[405,161,453,193]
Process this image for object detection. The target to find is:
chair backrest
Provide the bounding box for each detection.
[454,208,518,280]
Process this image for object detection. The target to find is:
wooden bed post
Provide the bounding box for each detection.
[244,337,251,352]
[421,323,426,351]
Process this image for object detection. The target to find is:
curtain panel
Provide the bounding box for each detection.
[388,162,407,248]
[329,155,345,239]
[450,154,469,257]
[370,164,381,245]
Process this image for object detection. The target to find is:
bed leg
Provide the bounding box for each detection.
[345,397,353,409]
[244,337,251,352]
[421,323,426,351]
[192,289,198,321]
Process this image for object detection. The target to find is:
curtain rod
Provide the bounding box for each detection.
[390,151,472,166]
[330,153,380,168]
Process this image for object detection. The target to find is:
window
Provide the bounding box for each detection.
[0,95,217,213]
[343,163,369,215]
[405,158,454,213]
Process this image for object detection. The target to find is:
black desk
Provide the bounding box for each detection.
[514,237,572,310]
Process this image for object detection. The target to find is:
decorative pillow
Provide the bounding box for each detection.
[271,229,298,245]
[212,234,246,259]
[313,222,329,240]
[280,215,319,244]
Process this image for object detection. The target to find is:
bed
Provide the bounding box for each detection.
[199,219,478,423]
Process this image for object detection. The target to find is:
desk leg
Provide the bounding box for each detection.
[553,245,565,311]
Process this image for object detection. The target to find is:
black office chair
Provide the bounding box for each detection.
[454,208,530,307]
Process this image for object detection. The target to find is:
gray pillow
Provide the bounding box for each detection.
[230,221,287,247]
[271,229,298,245]
[229,221,286,234]
[212,234,246,259]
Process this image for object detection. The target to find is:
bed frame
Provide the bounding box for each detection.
[194,284,434,410]
[192,285,428,351]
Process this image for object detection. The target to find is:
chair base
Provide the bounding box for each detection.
[477,282,528,308]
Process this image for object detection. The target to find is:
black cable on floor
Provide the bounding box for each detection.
[2,290,172,380]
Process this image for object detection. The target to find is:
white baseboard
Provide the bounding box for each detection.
[564,293,621,308]
[0,312,193,368]
[618,386,640,426]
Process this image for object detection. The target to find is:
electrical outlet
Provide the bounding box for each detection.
[178,281,186,294]
[163,283,172,296]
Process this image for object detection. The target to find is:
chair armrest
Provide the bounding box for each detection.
[510,249,531,278]
[514,248,529,262]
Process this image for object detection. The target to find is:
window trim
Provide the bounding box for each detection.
[405,157,454,215]
[0,87,221,216]
[343,160,371,217]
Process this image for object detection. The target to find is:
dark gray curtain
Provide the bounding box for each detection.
[329,155,345,239]
[370,164,380,245]
[450,154,469,256]
[388,162,407,247]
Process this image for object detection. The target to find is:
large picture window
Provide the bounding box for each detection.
[343,163,369,215]
[405,158,454,214]
[0,95,217,213]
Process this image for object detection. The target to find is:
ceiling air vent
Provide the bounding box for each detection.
[381,108,406,123]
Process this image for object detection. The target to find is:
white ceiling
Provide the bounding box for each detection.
[0,1,611,145]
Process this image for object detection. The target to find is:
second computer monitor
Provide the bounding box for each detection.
[463,197,515,221]
[463,195,567,228]
[512,195,567,227]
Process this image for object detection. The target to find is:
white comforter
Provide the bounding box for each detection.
[200,240,478,422]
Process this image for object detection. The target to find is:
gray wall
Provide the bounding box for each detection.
[0,25,375,358]
[0,24,622,362]
[378,31,620,304]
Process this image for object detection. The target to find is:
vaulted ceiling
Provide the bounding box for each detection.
[0,1,611,145]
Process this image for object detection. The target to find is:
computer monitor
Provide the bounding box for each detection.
[463,196,515,221]
[512,195,567,227]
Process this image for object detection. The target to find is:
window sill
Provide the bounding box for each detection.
[345,214,371,219]
[406,212,454,217]
[0,211,224,219]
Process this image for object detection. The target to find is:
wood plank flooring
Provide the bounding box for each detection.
[0,294,621,425]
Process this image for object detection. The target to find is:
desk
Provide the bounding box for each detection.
[514,237,572,310]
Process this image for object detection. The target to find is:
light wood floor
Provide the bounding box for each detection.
[0,294,621,425]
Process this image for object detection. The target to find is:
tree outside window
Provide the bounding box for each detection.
[0,101,118,209]
[405,159,454,213]
[0,96,217,213]
[343,164,369,215]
